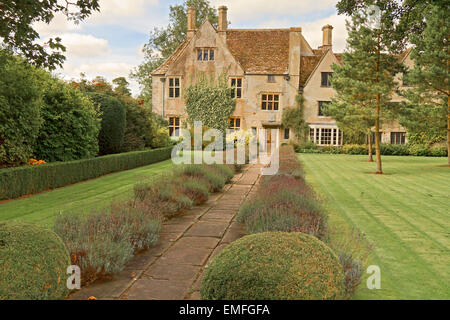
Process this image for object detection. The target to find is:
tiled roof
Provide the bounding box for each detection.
[299,53,324,87]
[226,29,290,74]
[152,40,190,75]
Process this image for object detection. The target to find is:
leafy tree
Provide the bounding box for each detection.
[184,75,236,135]
[336,0,448,43]
[325,99,376,162]
[330,6,402,173]
[113,77,132,97]
[400,4,449,163]
[282,95,309,144]
[0,0,100,69]
[88,93,126,155]
[34,76,101,162]
[0,50,42,166]
[131,0,218,107]
[120,96,153,152]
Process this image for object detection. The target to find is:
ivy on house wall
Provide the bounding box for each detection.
[184,74,236,134]
[282,94,309,143]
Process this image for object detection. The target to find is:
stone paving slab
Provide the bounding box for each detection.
[185,221,229,238]
[144,261,200,282]
[70,164,261,300]
[126,279,190,300]
[175,236,220,249]
[160,246,212,266]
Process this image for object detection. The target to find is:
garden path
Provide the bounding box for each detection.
[70,163,262,300]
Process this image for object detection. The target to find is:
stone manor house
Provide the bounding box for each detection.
[151,6,412,147]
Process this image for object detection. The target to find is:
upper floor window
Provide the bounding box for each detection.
[197,49,215,61]
[261,94,279,111]
[321,72,333,87]
[229,117,241,132]
[168,77,180,98]
[169,117,180,137]
[318,101,330,116]
[284,128,290,140]
[267,75,276,83]
[231,78,243,99]
[391,132,406,145]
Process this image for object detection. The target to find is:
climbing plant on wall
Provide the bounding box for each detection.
[282,94,309,143]
[184,74,236,134]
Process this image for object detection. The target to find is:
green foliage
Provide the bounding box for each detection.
[296,143,448,157]
[184,75,236,134]
[330,5,404,173]
[131,0,218,106]
[201,232,346,300]
[0,51,42,166]
[0,147,173,200]
[112,77,132,96]
[89,93,126,155]
[0,0,100,69]
[281,94,309,143]
[34,76,101,162]
[399,4,449,160]
[176,164,228,192]
[120,96,153,152]
[53,202,162,284]
[0,222,71,300]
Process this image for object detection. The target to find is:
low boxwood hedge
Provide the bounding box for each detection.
[201,232,346,300]
[294,143,448,157]
[0,147,173,200]
[0,222,71,300]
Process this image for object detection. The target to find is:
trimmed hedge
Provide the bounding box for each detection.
[0,147,173,200]
[294,143,448,157]
[201,232,346,300]
[0,222,71,300]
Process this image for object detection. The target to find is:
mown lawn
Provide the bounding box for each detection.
[299,154,450,300]
[0,160,174,227]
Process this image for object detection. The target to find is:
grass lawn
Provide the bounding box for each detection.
[299,154,450,300]
[0,159,174,228]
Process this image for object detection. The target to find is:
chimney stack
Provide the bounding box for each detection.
[218,6,228,32]
[322,24,333,48]
[187,7,196,39]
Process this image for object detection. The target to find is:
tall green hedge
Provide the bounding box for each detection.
[89,93,126,155]
[0,147,173,200]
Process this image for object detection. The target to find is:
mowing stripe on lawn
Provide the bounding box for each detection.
[0,160,174,227]
[299,154,450,300]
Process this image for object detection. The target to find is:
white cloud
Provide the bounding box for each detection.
[57,34,111,58]
[34,13,82,37]
[87,0,161,32]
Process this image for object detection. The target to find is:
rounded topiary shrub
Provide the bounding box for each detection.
[0,222,71,300]
[201,232,345,300]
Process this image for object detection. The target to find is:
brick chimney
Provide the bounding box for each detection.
[187,7,196,39]
[218,6,228,32]
[322,24,333,48]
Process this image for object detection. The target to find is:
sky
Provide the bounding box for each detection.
[34,0,349,96]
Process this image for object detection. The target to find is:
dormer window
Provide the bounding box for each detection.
[197,49,215,61]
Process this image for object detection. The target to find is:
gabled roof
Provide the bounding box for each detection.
[152,39,190,75]
[299,49,343,87]
[226,29,291,74]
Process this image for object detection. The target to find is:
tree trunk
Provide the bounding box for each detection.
[368,132,374,162]
[374,32,383,174]
[375,95,383,174]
